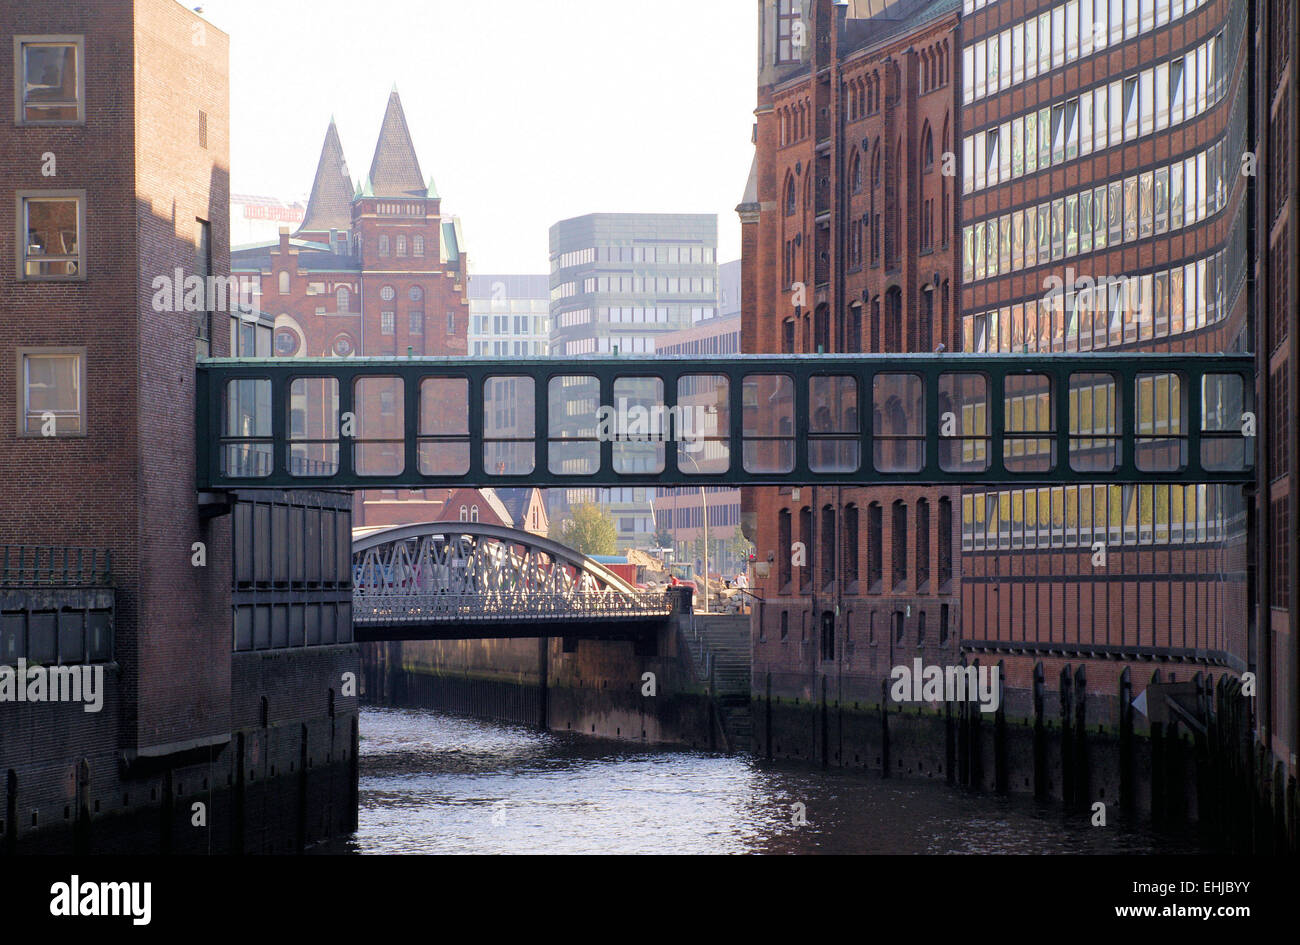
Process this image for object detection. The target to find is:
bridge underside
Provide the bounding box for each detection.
[353,615,668,644]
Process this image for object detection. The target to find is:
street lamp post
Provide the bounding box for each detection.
[680,452,709,614]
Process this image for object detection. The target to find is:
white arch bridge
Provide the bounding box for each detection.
[351,522,674,642]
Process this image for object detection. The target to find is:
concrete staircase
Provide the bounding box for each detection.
[683,614,753,753]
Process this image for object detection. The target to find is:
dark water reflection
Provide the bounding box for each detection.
[315,707,1199,855]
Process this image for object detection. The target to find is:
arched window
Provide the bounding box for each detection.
[938,496,952,589]
[843,504,859,586]
[396,235,407,256]
[785,175,797,216]
[778,508,792,588]
[850,149,863,193]
[820,504,835,589]
[916,497,930,590]
[459,505,468,521]
[799,506,812,594]
[921,123,934,170]
[413,234,424,256]
[278,271,289,294]
[867,502,883,590]
[378,235,390,256]
[336,286,349,312]
[892,499,908,590]
[470,505,479,522]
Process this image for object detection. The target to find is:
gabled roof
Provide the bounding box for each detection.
[367,89,427,198]
[297,119,354,234]
[493,488,538,527]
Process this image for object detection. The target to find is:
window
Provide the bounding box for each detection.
[447,311,456,334]
[18,348,84,436]
[409,311,424,334]
[820,611,835,661]
[799,506,812,594]
[844,504,859,586]
[15,37,84,124]
[381,311,395,335]
[396,235,407,256]
[892,500,908,590]
[867,502,883,591]
[380,285,396,302]
[916,498,930,590]
[18,192,84,279]
[378,235,390,256]
[195,220,212,354]
[938,496,952,587]
[779,509,792,588]
[337,286,350,312]
[777,0,801,64]
[413,234,425,256]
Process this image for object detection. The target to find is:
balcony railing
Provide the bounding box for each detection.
[0,546,112,587]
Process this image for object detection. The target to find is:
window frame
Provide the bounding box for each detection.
[16,189,86,281]
[14,35,85,126]
[16,345,86,437]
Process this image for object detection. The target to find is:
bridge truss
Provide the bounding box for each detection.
[350,522,671,640]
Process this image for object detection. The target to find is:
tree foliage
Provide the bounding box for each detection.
[550,502,618,556]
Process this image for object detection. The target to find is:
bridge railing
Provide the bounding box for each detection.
[353,589,672,624]
[197,354,1256,489]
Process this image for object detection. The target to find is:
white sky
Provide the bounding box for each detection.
[198,0,758,274]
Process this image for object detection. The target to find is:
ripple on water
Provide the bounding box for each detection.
[313,706,1200,855]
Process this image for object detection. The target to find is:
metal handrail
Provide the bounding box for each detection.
[353,589,671,624]
[0,545,112,587]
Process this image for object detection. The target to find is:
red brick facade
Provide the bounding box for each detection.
[742,0,961,702]
[232,92,470,530]
[0,0,235,751]
[957,0,1252,718]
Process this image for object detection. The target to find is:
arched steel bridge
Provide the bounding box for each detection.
[351,521,672,642]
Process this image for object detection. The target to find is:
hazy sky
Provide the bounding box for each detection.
[198,0,758,274]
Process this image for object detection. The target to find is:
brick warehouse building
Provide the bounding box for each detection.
[0,0,357,852]
[956,0,1255,720]
[1256,0,1298,789]
[744,0,1299,807]
[741,0,962,705]
[232,90,470,529]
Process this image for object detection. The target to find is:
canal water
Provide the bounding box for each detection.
[318,706,1199,854]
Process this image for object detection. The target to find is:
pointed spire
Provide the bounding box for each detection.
[367,89,427,198]
[297,118,354,235]
[426,175,439,200]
